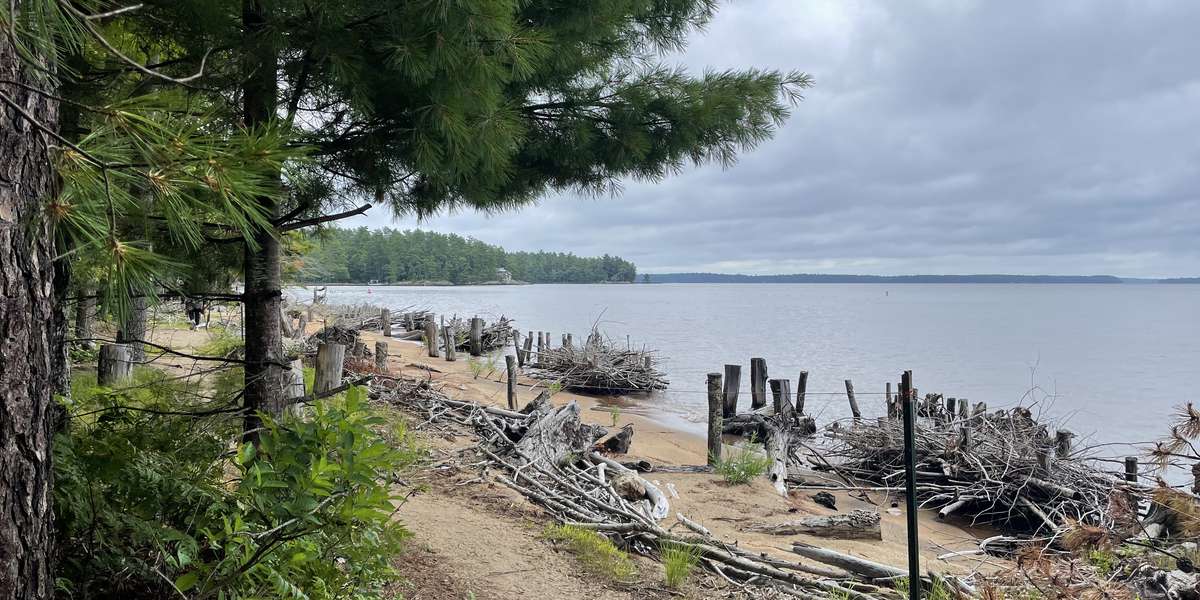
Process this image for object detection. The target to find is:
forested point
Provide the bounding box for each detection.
[298,228,637,284]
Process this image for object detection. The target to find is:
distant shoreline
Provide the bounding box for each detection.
[644,273,1200,284]
[299,280,636,287]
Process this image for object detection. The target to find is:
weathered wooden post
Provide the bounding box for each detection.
[722,364,741,418]
[445,320,458,361]
[1124,457,1139,483]
[707,373,723,466]
[315,342,346,394]
[506,355,518,410]
[380,308,391,337]
[643,356,652,370]
[845,379,861,421]
[886,383,895,419]
[536,332,545,366]
[469,317,483,356]
[424,319,439,358]
[374,341,388,372]
[565,333,573,349]
[513,331,524,366]
[750,357,767,410]
[98,343,133,386]
[769,379,793,423]
[523,336,534,366]
[296,312,309,338]
[957,398,969,420]
[779,379,793,424]
[284,358,306,417]
[945,396,957,419]
[1055,430,1074,458]
[796,371,808,415]
[1036,447,1051,474]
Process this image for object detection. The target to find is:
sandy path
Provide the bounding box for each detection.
[391,474,641,600]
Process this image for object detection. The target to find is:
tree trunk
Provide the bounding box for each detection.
[117,295,147,362]
[240,0,287,443]
[73,289,94,344]
[0,16,59,598]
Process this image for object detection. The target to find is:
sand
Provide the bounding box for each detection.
[351,330,1008,577]
[138,318,1008,598]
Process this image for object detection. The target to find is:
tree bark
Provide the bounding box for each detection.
[240,0,288,443]
[73,289,94,344]
[117,295,147,362]
[0,15,59,598]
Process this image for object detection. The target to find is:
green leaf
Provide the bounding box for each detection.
[174,571,199,592]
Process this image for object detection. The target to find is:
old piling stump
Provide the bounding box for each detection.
[750,357,767,410]
[845,379,861,421]
[98,343,133,386]
[315,342,346,394]
[470,317,483,356]
[374,341,388,372]
[707,373,723,465]
[506,355,518,410]
[443,319,456,362]
[722,364,741,418]
[424,319,439,358]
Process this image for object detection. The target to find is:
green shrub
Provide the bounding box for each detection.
[660,541,702,588]
[543,524,637,582]
[467,357,485,379]
[713,443,773,485]
[196,329,245,359]
[55,371,419,600]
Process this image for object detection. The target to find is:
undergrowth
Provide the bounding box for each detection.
[542,524,637,583]
[713,443,773,485]
[660,541,702,588]
[54,367,421,600]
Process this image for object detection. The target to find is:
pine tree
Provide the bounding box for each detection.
[0,5,58,596]
[114,0,812,424]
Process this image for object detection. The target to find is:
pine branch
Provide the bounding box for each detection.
[278,203,372,232]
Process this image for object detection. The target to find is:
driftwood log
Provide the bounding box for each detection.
[597,423,634,454]
[513,402,606,467]
[745,509,881,540]
[790,542,905,579]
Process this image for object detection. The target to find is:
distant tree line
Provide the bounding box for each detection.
[298,228,637,284]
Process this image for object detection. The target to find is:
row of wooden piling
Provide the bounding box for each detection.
[700,357,1165,490]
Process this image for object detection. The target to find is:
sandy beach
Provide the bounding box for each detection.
[139,316,1007,598]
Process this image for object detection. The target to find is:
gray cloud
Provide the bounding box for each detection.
[342,0,1200,277]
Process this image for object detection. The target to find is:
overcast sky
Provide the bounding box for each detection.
[342,1,1200,277]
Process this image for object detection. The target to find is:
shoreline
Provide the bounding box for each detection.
[347,327,1007,575]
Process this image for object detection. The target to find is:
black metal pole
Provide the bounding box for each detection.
[901,369,921,600]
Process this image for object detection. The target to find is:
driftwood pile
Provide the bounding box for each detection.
[442,315,515,353]
[813,402,1147,542]
[527,330,668,394]
[377,377,971,599]
[305,325,373,357]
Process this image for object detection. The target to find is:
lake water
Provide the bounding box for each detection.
[296,283,1200,459]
